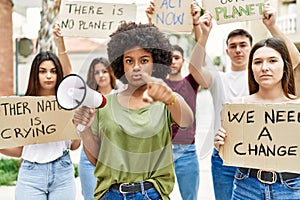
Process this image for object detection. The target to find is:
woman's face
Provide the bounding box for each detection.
[123,46,153,87]
[38,60,57,93]
[252,46,284,89]
[94,63,111,89]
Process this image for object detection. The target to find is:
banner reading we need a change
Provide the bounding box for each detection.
[220,103,300,173]
[202,0,265,24]
[0,96,79,148]
[59,0,137,38]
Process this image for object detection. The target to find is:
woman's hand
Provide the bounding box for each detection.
[214,128,227,151]
[52,23,64,45]
[141,73,174,105]
[73,106,96,132]
[145,1,155,24]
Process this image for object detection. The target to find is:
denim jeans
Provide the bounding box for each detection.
[211,148,236,200]
[100,187,162,200]
[15,151,76,200]
[79,148,97,200]
[232,168,300,200]
[173,144,199,200]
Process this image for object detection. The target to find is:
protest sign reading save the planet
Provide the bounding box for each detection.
[202,0,265,24]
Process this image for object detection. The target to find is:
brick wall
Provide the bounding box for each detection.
[0,0,13,96]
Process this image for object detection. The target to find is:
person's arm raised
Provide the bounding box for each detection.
[145,1,155,25]
[263,1,300,69]
[189,3,214,89]
[53,23,72,75]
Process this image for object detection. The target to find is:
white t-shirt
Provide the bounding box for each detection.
[22,141,70,163]
[209,70,249,134]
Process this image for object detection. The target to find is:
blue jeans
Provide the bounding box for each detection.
[211,148,236,200]
[232,168,300,199]
[173,144,199,200]
[15,151,76,200]
[79,148,97,200]
[100,187,162,200]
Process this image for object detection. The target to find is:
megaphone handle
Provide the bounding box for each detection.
[77,124,86,132]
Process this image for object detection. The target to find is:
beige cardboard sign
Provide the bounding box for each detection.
[221,103,300,173]
[153,0,193,33]
[202,0,265,25]
[0,96,79,148]
[59,0,137,38]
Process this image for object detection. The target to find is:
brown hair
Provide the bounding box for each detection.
[25,51,63,96]
[248,37,295,97]
[86,57,117,91]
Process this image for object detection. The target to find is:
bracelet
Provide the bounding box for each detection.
[59,50,68,55]
[166,94,177,106]
[193,22,200,26]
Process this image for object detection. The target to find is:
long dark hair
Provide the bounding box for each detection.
[86,57,117,90]
[248,37,295,97]
[25,51,63,96]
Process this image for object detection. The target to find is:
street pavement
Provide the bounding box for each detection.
[0,90,215,200]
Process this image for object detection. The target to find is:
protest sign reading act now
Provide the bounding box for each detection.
[202,0,264,24]
[221,103,300,173]
[0,96,79,148]
[59,0,137,38]
[153,0,193,33]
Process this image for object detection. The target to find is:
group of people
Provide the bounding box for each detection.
[1,1,300,200]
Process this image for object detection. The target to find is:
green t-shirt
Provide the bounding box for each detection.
[91,93,175,200]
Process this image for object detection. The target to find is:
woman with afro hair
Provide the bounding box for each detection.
[73,22,194,200]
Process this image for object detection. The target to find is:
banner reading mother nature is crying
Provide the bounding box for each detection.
[0,96,79,148]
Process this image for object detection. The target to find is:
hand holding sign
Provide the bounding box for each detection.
[262,1,276,28]
[214,127,227,151]
[145,1,155,24]
[190,1,201,25]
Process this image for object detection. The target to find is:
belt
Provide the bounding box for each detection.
[111,181,154,194]
[239,167,300,184]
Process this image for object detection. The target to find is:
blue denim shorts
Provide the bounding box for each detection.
[15,150,76,200]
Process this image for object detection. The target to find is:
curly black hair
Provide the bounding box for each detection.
[107,22,172,84]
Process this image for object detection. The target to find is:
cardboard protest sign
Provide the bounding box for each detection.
[202,0,265,25]
[59,0,137,38]
[153,0,193,33]
[0,96,79,148]
[220,103,300,173]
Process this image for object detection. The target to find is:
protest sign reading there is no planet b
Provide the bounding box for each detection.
[59,0,137,38]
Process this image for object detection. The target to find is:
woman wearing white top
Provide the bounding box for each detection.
[0,28,81,199]
[215,37,300,199]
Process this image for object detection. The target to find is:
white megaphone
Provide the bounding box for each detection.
[56,74,106,131]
